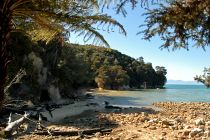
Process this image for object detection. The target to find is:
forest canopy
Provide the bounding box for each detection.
[7,34,167,101]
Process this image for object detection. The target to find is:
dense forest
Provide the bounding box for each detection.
[6,33,167,101]
[70,44,167,89]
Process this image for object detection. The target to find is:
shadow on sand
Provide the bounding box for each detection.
[3,94,159,139]
[52,95,158,130]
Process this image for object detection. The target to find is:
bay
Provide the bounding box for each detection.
[103,84,210,107]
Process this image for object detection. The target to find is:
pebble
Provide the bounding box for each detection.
[140,117,150,122]
[141,112,148,116]
[161,120,170,126]
[95,132,102,137]
[182,129,190,136]
[189,128,203,138]
[149,126,157,130]
[184,125,191,130]
[195,118,205,126]
[206,121,210,126]
[161,131,167,136]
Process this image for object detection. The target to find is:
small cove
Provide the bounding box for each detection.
[99,84,210,107]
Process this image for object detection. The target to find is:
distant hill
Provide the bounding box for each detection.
[167,80,202,85]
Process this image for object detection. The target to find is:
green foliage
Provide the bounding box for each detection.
[57,45,89,90]
[140,0,210,50]
[69,44,167,89]
[8,36,168,98]
[0,0,172,107]
[4,0,128,48]
[95,65,129,89]
[155,66,167,87]
[195,68,210,88]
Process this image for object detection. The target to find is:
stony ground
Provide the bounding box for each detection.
[5,102,210,140]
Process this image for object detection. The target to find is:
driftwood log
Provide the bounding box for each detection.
[33,128,112,136]
[0,113,29,138]
[0,113,112,138]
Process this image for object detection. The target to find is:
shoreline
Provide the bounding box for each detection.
[4,90,210,139]
[17,101,210,140]
[42,89,161,122]
[42,89,210,122]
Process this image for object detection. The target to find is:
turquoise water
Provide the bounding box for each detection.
[106,84,210,107]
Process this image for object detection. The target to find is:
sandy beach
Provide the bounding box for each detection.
[5,90,210,140]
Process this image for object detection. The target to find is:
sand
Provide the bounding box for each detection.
[4,90,210,140]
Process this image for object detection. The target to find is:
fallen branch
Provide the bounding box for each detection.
[5,113,29,132]
[4,69,26,95]
[33,128,112,136]
[0,113,112,138]
[0,112,29,138]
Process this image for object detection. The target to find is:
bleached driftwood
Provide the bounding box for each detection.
[0,112,112,138]
[0,112,29,138]
[33,128,112,136]
[5,113,29,132]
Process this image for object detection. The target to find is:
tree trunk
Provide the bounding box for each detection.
[0,1,13,110]
[0,61,7,109]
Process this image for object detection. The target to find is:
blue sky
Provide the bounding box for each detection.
[70,6,210,82]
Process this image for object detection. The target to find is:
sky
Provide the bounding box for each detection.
[70,5,210,82]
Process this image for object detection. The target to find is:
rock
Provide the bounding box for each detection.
[26,100,34,107]
[139,117,149,122]
[169,125,178,130]
[173,137,178,140]
[182,129,190,136]
[208,131,210,138]
[178,136,186,140]
[207,127,210,130]
[175,118,183,123]
[184,125,191,130]
[161,120,169,125]
[192,128,203,133]
[162,125,169,128]
[148,119,158,124]
[189,131,196,138]
[161,131,167,136]
[95,132,102,137]
[159,137,165,140]
[197,132,204,137]
[161,119,174,126]
[143,124,150,128]
[178,125,184,130]
[205,121,210,126]
[133,113,138,117]
[149,126,157,130]
[137,129,142,132]
[195,118,205,126]
[189,128,203,138]
[112,137,120,140]
[204,130,210,137]
[74,136,82,140]
[141,112,148,116]
[198,125,205,131]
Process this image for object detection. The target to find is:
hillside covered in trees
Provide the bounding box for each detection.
[70,44,167,89]
[7,34,167,101]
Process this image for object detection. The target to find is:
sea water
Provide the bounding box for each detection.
[105,84,210,107]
